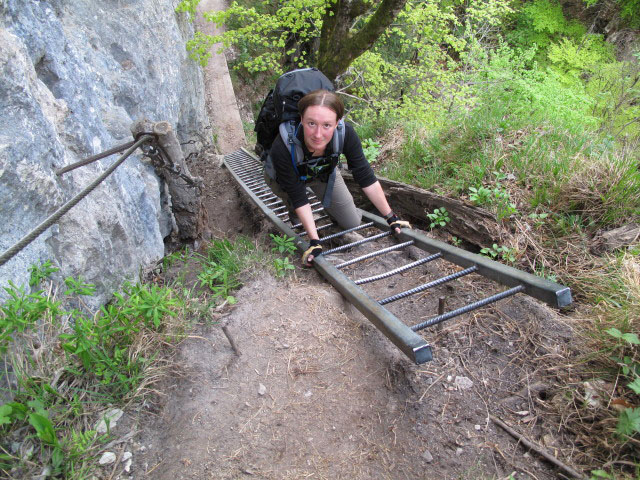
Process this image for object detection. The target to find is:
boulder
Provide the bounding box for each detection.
[0,0,210,307]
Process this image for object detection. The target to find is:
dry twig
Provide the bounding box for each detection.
[490,415,586,479]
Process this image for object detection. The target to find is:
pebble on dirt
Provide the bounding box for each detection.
[258,383,267,396]
[99,452,117,465]
[454,376,474,390]
[422,449,434,462]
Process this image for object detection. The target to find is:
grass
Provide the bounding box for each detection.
[0,235,291,479]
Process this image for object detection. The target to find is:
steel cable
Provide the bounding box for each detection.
[0,135,153,268]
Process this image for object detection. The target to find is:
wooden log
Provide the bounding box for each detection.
[341,170,506,247]
[131,119,206,241]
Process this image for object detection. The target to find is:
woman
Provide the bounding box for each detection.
[265,89,410,266]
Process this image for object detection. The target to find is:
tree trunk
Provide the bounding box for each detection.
[318,0,408,80]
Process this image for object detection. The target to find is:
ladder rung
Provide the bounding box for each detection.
[323,231,392,255]
[319,222,375,243]
[378,266,478,305]
[354,252,442,284]
[411,285,525,331]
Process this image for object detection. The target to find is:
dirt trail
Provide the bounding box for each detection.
[117,12,582,480]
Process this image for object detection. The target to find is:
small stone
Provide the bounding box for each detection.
[122,452,132,462]
[124,458,133,472]
[454,376,474,390]
[456,447,464,456]
[304,390,313,398]
[99,452,117,465]
[422,449,434,462]
[258,383,266,396]
[474,424,481,431]
[446,375,453,382]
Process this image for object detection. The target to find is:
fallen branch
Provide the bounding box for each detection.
[490,415,586,480]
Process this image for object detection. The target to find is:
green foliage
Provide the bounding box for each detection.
[586,55,640,139]
[0,282,61,352]
[273,257,295,277]
[64,276,96,297]
[28,260,59,287]
[0,264,190,478]
[605,328,640,438]
[426,207,451,229]
[186,0,327,74]
[175,0,201,21]
[196,237,258,301]
[468,186,493,206]
[270,234,296,278]
[270,234,296,255]
[361,138,382,164]
[480,243,517,264]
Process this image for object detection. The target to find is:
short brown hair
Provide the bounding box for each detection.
[298,89,344,120]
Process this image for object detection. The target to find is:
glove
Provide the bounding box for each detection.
[302,239,323,266]
[386,214,411,233]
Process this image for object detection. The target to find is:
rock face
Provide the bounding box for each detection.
[0,0,209,306]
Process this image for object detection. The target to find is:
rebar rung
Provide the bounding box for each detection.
[354,252,442,285]
[323,231,393,255]
[337,241,416,269]
[411,285,525,331]
[291,215,329,229]
[301,222,335,235]
[319,222,375,243]
[378,266,478,305]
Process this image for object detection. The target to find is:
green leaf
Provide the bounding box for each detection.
[628,377,640,395]
[590,470,614,479]
[51,446,64,468]
[28,413,58,446]
[27,399,47,417]
[0,405,12,426]
[605,327,622,338]
[621,333,640,345]
[616,407,640,436]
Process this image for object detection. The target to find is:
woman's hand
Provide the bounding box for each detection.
[386,214,411,234]
[301,239,323,266]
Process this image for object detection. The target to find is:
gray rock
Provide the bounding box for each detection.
[422,449,433,462]
[0,0,210,307]
[454,376,474,390]
[99,451,117,465]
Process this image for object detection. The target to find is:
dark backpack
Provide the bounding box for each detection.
[254,68,345,193]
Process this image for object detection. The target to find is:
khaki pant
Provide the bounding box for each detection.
[264,169,362,229]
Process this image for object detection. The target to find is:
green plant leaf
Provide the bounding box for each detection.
[621,333,640,345]
[51,446,64,468]
[28,413,58,446]
[628,377,640,395]
[605,327,622,338]
[0,404,12,426]
[616,407,640,436]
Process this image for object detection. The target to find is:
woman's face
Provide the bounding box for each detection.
[300,105,339,155]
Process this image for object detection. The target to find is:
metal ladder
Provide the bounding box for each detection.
[224,149,572,364]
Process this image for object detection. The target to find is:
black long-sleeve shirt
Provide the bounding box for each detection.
[270,122,377,209]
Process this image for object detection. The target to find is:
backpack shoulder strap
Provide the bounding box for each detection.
[332,119,345,156]
[279,121,306,180]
